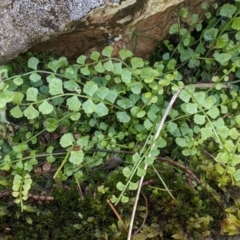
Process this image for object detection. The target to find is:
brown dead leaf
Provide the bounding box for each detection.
[34,166,42,173]
[42,161,52,172]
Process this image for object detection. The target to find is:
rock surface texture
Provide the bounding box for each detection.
[0,0,205,64]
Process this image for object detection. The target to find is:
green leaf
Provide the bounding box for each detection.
[234,169,240,181]
[15,199,21,204]
[224,140,235,152]
[179,7,188,18]
[194,114,205,125]
[90,51,100,61]
[83,81,98,96]
[13,76,23,86]
[47,57,68,72]
[167,121,178,133]
[202,96,214,109]
[149,149,159,158]
[0,68,8,80]
[103,60,114,72]
[179,89,192,103]
[63,66,78,80]
[186,103,198,114]
[95,86,109,100]
[219,3,236,18]
[188,58,200,68]
[116,111,131,123]
[137,110,146,118]
[180,28,188,36]
[194,92,206,105]
[131,82,143,94]
[64,80,81,93]
[129,181,139,190]
[176,137,186,147]
[206,106,219,119]
[129,94,140,104]
[180,48,195,62]
[229,128,239,140]
[95,102,109,117]
[23,105,39,120]
[213,51,231,64]
[80,66,90,75]
[70,112,81,121]
[60,133,74,148]
[157,137,167,148]
[12,92,24,105]
[77,55,86,64]
[0,179,10,187]
[123,167,132,178]
[26,87,38,101]
[48,77,64,95]
[216,152,229,163]
[102,46,113,57]
[201,2,208,9]
[47,60,60,73]
[144,156,155,165]
[121,195,129,203]
[131,57,144,69]
[144,119,153,129]
[117,99,134,109]
[67,96,81,111]
[216,33,229,48]
[38,100,54,114]
[82,99,96,114]
[216,126,229,140]
[200,127,212,140]
[119,49,133,60]
[113,62,123,75]
[169,23,179,34]
[183,37,190,47]
[116,181,125,191]
[94,62,105,73]
[137,167,146,177]
[25,216,33,225]
[163,52,170,60]
[203,28,219,41]
[10,105,23,118]
[212,118,225,128]
[232,17,240,30]
[29,72,41,82]
[0,90,14,108]
[47,155,56,163]
[12,191,20,197]
[220,105,228,114]
[140,67,159,79]
[167,59,177,70]
[121,69,132,84]
[196,23,202,32]
[105,90,118,103]
[28,57,39,70]
[69,150,84,164]
[44,118,58,132]
[76,136,89,148]
[131,106,140,117]
[3,156,11,171]
[110,195,118,203]
[13,174,22,188]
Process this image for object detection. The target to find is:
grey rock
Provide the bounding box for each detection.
[0,0,120,64]
[96,156,123,170]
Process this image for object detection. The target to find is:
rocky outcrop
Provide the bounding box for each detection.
[0,0,206,64]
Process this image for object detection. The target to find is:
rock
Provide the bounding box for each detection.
[0,0,205,64]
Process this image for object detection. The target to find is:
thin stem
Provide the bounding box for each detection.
[127,88,182,240]
[53,150,71,178]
